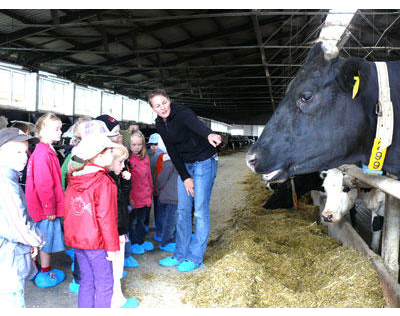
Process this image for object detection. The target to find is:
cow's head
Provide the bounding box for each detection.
[247,41,376,181]
[320,168,358,223]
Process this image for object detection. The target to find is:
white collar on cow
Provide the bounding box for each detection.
[362,62,394,175]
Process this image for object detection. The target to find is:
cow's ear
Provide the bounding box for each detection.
[337,57,370,98]
[320,170,328,179]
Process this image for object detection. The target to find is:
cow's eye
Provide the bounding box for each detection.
[300,91,313,103]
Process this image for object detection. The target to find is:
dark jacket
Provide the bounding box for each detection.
[109,160,131,236]
[155,103,216,181]
[157,156,178,205]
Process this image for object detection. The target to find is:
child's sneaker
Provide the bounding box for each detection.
[131,243,145,255]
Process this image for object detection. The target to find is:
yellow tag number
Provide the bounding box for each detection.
[368,138,387,171]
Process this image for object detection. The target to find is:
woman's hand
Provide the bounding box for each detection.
[208,133,222,147]
[184,178,194,197]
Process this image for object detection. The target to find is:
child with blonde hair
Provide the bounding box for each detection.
[25,113,65,288]
[128,131,154,254]
[108,145,139,308]
[64,133,121,308]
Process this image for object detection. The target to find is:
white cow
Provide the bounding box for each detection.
[312,168,386,253]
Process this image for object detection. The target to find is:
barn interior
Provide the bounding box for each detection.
[1,8,400,308]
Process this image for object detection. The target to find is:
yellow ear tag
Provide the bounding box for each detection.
[352,76,360,99]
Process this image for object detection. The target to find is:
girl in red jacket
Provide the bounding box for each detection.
[25,113,65,288]
[64,133,122,308]
[128,131,154,255]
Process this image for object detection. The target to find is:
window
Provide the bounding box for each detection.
[38,76,73,115]
[122,98,139,121]
[101,92,122,120]
[74,85,101,118]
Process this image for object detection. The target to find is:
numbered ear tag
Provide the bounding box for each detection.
[368,138,387,171]
[352,76,360,99]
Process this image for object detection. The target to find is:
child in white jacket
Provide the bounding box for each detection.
[0,128,45,308]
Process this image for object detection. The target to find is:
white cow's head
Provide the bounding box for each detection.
[321,168,358,223]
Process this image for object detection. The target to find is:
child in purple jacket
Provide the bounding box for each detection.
[25,113,65,288]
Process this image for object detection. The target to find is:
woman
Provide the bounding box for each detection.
[148,89,221,272]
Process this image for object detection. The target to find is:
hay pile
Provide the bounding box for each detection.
[179,173,385,307]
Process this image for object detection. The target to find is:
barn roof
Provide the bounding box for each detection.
[0,9,398,125]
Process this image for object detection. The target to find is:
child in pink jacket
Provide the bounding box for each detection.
[25,113,65,288]
[128,131,154,255]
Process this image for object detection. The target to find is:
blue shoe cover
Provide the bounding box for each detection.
[69,279,79,293]
[29,269,39,280]
[141,241,154,251]
[159,243,176,253]
[121,298,139,308]
[159,256,181,267]
[191,233,195,239]
[71,262,74,272]
[35,269,65,288]
[177,261,204,272]
[145,226,149,232]
[124,256,139,268]
[65,249,74,261]
[121,270,127,279]
[131,243,145,255]
[154,233,161,242]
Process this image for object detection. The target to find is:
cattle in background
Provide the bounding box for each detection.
[246,41,400,181]
[263,172,323,210]
[315,168,386,253]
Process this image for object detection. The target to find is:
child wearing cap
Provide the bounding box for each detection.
[64,133,121,308]
[0,127,45,308]
[25,113,66,288]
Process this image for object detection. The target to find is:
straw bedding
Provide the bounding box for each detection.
[179,173,385,307]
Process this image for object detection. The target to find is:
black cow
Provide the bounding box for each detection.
[263,172,323,210]
[246,41,400,181]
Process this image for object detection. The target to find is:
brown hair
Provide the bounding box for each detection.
[11,122,31,135]
[147,88,170,106]
[130,130,147,160]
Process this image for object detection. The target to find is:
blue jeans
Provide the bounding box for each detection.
[129,207,148,245]
[157,201,177,246]
[173,155,218,265]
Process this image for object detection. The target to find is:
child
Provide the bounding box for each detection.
[156,137,178,253]
[25,113,65,288]
[0,127,45,308]
[128,130,154,254]
[108,145,139,308]
[64,133,122,308]
[147,133,160,234]
[61,116,92,191]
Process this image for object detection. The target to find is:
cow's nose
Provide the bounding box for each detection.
[246,153,258,170]
[322,212,333,222]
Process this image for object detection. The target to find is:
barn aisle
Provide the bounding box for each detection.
[25,150,251,308]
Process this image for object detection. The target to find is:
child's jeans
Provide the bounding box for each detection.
[129,207,149,245]
[157,201,177,246]
[74,248,114,308]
